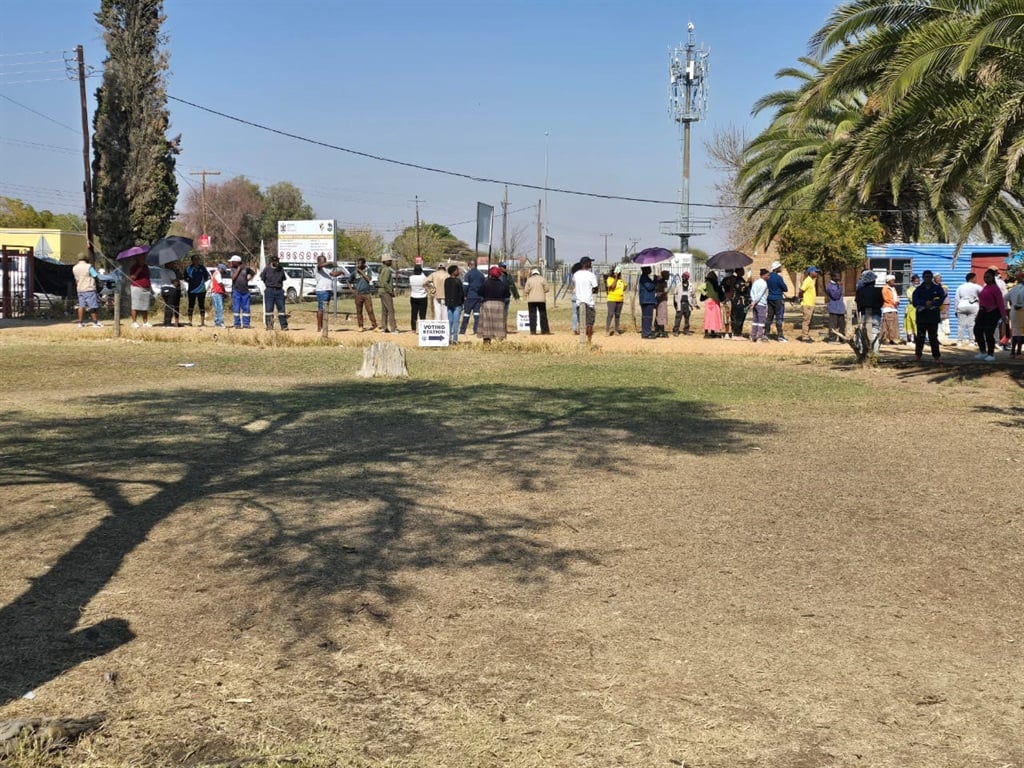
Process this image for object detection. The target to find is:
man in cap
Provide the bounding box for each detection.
[571,256,599,342]
[184,252,210,327]
[429,262,448,320]
[797,265,819,342]
[377,254,398,332]
[524,267,550,334]
[766,260,789,341]
[229,255,254,329]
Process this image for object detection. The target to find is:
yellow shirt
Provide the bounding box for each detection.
[800,275,817,307]
[606,276,625,302]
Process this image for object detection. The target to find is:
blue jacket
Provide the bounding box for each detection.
[463,267,485,300]
[767,272,788,301]
[911,280,946,324]
[638,274,657,305]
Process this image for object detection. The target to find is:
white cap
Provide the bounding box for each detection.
[530,268,540,275]
[229,255,242,263]
[770,260,782,271]
[885,273,895,282]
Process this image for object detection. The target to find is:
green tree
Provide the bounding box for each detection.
[390,223,471,264]
[0,198,85,231]
[260,182,315,253]
[178,176,264,258]
[804,0,1024,247]
[775,210,885,273]
[336,227,386,263]
[92,0,179,258]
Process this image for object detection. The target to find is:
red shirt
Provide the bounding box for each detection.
[129,261,150,289]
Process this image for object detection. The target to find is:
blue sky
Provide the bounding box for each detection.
[1,0,839,260]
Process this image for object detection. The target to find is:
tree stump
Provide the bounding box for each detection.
[357,341,408,378]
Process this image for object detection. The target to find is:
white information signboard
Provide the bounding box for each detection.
[517,310,531,332]
[417,319,450,347]
[277,220,336,264]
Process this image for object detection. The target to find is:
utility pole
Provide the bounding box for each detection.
[536,199,542,266]
[74,46,96,262]
[414,195,422,262]
[600,233,614,266]
[190,169,221,236]
[501,186,509,261]
[627,238,641,259]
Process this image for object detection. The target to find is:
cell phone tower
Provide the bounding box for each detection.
[661,22,711,253]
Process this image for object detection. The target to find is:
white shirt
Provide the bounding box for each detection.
[409,273,429,299]
[954,281,981,311]
[572,269,599,307]
[315,266,337,292]
[749,277,768,307]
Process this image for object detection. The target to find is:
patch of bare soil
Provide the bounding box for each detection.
[0,325,1021,768]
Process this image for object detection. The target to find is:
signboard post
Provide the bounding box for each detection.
[417,319,450,347]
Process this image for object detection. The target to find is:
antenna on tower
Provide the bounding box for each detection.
[660,21,711,253]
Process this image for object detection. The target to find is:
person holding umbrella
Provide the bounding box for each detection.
[128,252,153,328]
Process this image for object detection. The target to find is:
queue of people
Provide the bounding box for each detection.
[109,252,1023,361]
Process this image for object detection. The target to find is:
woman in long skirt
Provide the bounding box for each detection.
[702,271,723,337]
[477,266,510,343]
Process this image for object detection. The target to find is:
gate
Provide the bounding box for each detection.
[1,246,36,319]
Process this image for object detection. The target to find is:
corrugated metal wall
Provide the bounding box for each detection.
[866,243,1011,340]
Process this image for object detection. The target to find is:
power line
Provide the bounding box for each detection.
[0,92,78,132]
[0,136,79,155]
[168,94,691,208]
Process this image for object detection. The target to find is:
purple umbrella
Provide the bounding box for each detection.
[116,245,150,260]
[632,247,674,265]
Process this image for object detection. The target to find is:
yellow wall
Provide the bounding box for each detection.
[0,229,90,263]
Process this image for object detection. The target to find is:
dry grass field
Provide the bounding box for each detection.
[0,318,1021,767]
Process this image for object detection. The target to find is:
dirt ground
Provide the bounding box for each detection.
[0,318,1021,767]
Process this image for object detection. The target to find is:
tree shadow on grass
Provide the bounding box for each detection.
[0,379,772,705]
[828,353,1024,388]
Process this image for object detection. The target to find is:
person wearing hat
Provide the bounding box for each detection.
[72,253,102,328]
[429,261,448,320]
[524,267,550,335]
[229,255,254,329]
[638,265,657,338]
[459,259,485,336]
[879,273,901,345]
[855,268,883,351]
[797,266,819,343]
[766,260,789,341]
[259,255,289,330]
[377,255,398,333]
[605,264,625,336]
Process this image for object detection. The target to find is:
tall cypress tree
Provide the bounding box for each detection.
[92,0,179,257]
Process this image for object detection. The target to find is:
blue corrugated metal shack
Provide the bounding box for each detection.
[865,243,1011,339]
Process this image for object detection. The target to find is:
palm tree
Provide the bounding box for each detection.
[806,0,1024,245]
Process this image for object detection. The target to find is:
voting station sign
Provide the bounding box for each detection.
[277,220,336,264]
[417,319,450,347]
